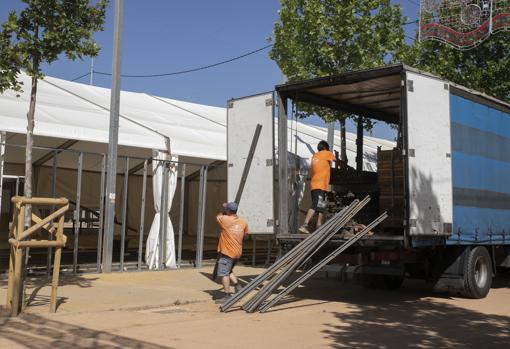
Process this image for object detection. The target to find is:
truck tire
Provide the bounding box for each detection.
[462,246,492,299]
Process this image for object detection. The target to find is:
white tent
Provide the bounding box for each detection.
[0,72,394,165]
[0,72,395,268]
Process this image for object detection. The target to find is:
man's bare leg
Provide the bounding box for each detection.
[299,208,315,233]
[221,276,230,293]
[304,208,315,226]
[229,272,242,292]
[316,213,324,228]
[229,272,238,285]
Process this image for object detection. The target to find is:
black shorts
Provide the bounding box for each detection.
[311,189,327,213]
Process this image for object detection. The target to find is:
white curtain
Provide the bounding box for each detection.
[145,151,178,269]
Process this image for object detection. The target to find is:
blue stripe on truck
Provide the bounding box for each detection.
[450,93,510,245]
[452,152,510,195]
[451,94,510,138]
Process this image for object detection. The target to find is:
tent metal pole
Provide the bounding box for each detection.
[159,160,169,269]
[137,160,147,271]
[196,166,207,268]
[177,163,186,268]
[103,0,124,273]
[162,162,170,268]
[120,157,129,271]
[73,152,83,274]
[47,150,57,276]
[97,154,106,272]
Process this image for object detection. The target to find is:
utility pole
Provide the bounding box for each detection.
[102,0,124,273]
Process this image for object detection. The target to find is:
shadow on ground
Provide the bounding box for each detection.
[274,275,510,348]
[0,311,174,349]
[1,273,98,311]
[322,294,510,348]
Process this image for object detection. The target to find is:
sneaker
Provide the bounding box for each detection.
[298,224,310,234]
[214,294,232,304]
[234,283,243,293]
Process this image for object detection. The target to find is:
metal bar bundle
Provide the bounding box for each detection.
[219,200,356,312]
[242,197,371,313]
[259,212,388,312]
[220,196,370,312]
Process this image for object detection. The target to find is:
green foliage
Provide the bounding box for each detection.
[0,0,107,92]
[270,0,407,127]
[402,31,510,103]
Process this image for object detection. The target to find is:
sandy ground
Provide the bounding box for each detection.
[1,266,510,349]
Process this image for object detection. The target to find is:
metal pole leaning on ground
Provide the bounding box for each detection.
[259,212,388,313]
[220,200,359,312]
[103,0,124,273]
[242,197,370,313]
[242,198,370,312]
[220,201,355,312]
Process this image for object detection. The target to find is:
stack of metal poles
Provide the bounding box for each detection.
[220,196,371,313]
[258,211,388,312]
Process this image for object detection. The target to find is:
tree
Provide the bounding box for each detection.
[402,30,510,103]
[270,0,406,164]
[0,0,107,222]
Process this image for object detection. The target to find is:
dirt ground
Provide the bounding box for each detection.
[1,266,510,349]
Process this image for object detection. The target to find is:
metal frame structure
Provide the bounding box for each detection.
[0,141,222,275]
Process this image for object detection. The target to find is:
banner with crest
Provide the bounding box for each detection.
[420,0,510,49]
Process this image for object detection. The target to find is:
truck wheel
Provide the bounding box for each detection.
[462,246,492,299]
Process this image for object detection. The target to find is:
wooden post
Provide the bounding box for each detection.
[6,207,18,311]
[11,205,25,316]
[50,213,64,313]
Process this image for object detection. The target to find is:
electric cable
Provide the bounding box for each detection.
[93,43,273,78]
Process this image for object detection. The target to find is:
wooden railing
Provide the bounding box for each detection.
[6,197,69,316]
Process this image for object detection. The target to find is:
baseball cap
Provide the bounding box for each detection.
[226,202,238,212]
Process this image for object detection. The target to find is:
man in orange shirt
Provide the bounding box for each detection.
[214,201,249,304]
[299,140,338,234]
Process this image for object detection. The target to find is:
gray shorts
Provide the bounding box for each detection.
[216,254,237,277]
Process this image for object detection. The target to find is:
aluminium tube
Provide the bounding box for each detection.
[241,199,367,311]
[259,212,388,312]
[177,163,186,268]
[220,200,358,312]
[243,197,371,312]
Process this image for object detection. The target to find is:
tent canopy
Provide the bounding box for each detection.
[0,72,394,169]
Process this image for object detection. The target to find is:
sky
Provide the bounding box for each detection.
[0,0,422,141]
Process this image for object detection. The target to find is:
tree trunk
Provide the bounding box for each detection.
[340,117,347,164]
[24,75,38,226]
